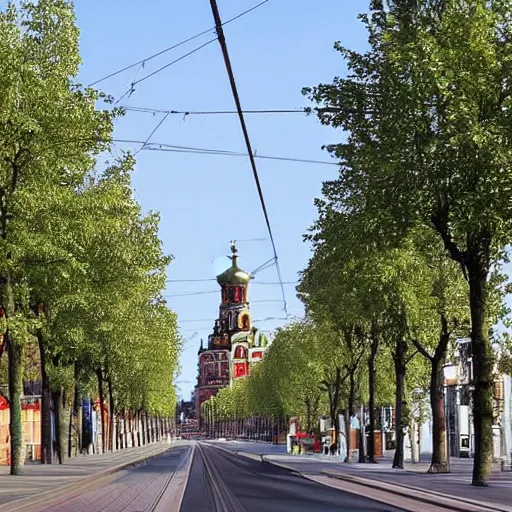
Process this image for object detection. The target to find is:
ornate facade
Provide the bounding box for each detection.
[195,244,268,422]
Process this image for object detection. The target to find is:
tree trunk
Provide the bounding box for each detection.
[77,397,83,455]
[116,413,120,450]
[131,410,136,447]
[392,339,407,469]
[97,368,106,454]
[305,398,311,432]
[368,329,378,463]
[146,413,151,443]
[413,315,450,473]
[68,365,80,458]
[134,411,138,446]
[108,377,115,452]
[468,263,493,486]
[429,350,449,473]
[345,371,356,462]
[2,272,24,475]
[121,408,126,448]
[51,386,68,465]
[358,405,366,462]
[141,410,146,445]
[37,330,52,464]
[6,329,24,475]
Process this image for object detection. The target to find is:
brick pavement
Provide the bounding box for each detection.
[0,440,175,509]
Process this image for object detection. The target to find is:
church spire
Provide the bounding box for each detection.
[216,242,251,287]
[229,240,238,268]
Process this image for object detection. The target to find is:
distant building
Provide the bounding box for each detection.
[195,243,269,423]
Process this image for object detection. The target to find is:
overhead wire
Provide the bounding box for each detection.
[113,62,147,106]
[165,290,218,298]
[118,38,217,146]
[87,0,269,87]
[232,237,267,243]
[112,139,337,166]
[250,258,276,276]
[166,278,216,283]
[134,111,172,156]
[179,319,215,323]
[146,147,337,166]
[164,279,297,285]
[123,106,306,116]
[178,316,286,325]
[253,281,298,285]
[131,38,217,88]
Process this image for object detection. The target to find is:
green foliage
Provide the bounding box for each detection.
[0,0,180,425]
[302,0,512,483]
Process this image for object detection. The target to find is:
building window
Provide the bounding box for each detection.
[234,345,247,359]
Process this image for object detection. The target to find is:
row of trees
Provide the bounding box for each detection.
[204,0,512,487]
[0,1,180,474]
[300,0,512,487]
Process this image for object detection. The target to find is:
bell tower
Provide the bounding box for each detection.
[196,243,267,422]
[214,242,252,343]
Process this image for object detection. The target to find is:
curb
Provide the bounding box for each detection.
[260,456,304,477]
[201,444,265,463]
[153,444,195,512]
[248,453,511,512]
[1,442,175,512]
[321,471,512,512]
[237,451,265,463]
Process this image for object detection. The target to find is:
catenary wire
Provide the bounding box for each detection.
[251,258,276,276]
[87,0,269,87]
[209,0,312,317]
[165,290,219,298]
[131,38,217,87]
[166,278,216,283]
[145,146,338,166]
[179,317,286,325]
[122,106,306,115]
[133,111,172,156]
[164,279,297,285]
[112,139,337,166]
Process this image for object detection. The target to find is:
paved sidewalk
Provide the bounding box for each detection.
[210,440,512,511]
[0,440,176,509]
[319,463,512,512]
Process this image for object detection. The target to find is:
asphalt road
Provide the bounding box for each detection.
[180,443,403,512]
[31,443,404,512]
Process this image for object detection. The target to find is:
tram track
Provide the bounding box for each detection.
[151,443,194,512]
[196,442,245,512]
[20,444,194,512]
[180,442,406,512]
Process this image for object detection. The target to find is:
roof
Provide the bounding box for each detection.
[216,243,251,286]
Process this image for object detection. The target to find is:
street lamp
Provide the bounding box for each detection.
[443,362,458,469]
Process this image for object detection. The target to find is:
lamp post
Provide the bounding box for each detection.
[443,362,459,469]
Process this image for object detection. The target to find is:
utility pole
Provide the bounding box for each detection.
[208,0,289,317]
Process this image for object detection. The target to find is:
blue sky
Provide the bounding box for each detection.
[73,1,369,399]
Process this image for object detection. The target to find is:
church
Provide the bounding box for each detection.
[195,244,269,422]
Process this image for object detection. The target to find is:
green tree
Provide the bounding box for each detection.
[303,0,512,485]
[0,0,115,474]
[404,228,470,472]
[299,209,432,466]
